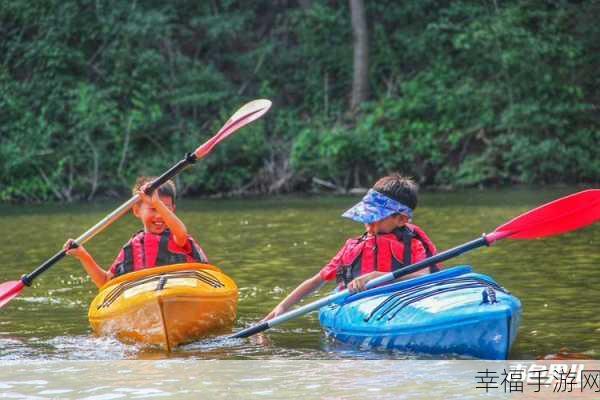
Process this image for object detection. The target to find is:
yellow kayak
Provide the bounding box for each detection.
[88,263,238,351]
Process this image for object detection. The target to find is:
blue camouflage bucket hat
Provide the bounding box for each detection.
[342,189,413,224]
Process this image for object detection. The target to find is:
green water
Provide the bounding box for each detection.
[1,188,598,360]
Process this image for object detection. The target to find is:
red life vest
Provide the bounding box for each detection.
[112,230,207,277]
[335,224,439,287]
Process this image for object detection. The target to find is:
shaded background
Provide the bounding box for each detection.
[1,0,599,203]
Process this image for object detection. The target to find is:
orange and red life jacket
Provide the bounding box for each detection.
[109,230,207,277]
[333,224,439,287]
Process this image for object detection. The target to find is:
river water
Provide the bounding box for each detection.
[0,188,598,361]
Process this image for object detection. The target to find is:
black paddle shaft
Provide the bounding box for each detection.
[22,249,67,286]
[233,321,270,339]
[22,240,84,285]
[391,236,489,279]
[145,152,198,195]
[22,152,199,287]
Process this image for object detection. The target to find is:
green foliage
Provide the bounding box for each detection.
[0,0,598,202]
[347,1,599,187]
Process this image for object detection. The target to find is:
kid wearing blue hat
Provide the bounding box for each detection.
[263,174,439,321]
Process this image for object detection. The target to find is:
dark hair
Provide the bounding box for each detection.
[132,176,177,203]
[372,173,418,210]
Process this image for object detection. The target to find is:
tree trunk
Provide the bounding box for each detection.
[349,0,369,113]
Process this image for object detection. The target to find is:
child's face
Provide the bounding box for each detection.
[133,195,175,234]
[365,214,408,235]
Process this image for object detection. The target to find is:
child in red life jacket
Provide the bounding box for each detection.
[263,173,439,321]
[63,177,207,288]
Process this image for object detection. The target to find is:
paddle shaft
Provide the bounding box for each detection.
[231,236,490,338]
[19,99,273,288]
[21,153,200,285]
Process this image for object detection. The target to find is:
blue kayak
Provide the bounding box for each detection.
[319,266,522,359]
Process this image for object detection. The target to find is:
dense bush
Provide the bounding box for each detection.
[1,0,598,202]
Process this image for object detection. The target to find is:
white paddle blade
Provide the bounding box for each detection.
[194,99,272,159]
[226,99,272,127]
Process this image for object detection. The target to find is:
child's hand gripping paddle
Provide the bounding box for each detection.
[0,99,272,308]
[231,189,600,338]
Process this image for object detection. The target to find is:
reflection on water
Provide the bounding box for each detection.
[0,188,599,360]
[0,360,515,400]
[2,360,600,399]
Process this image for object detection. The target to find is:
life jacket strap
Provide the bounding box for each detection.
[156,230,187,266]
[336,255,360,287]
[114,243,134,277]
[409,227,440,273]
[190,240,208,263]
[113,230,142,277]
[400,226,413,267]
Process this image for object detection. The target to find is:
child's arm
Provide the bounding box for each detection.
[348,268,430,293]
[262,272,326,321]
[139,185,188,247]
[347,271,387,293]
[63,239,113,288]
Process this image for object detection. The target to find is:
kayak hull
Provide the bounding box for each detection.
[319,266,521,359]
[88,263,238,351]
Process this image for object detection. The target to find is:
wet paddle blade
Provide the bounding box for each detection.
[0,280,25,308]
[495,189,600,239]
[224,99,272,127]
[194,99,272,159]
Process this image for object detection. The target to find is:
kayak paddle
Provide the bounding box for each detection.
[231,189,600,338]
[0,99,272,309]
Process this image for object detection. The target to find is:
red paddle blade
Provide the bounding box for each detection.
[194,99,272,159]
[494,189,600,239]
[0,280,25,308]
